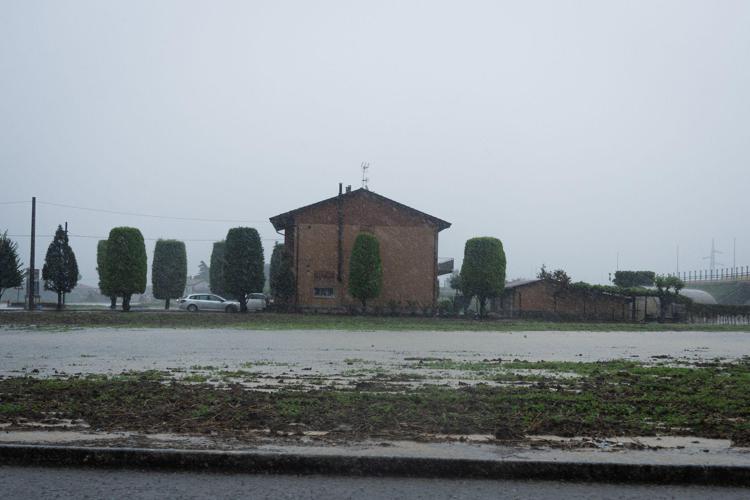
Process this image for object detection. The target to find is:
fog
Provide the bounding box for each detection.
[1,0,749,287]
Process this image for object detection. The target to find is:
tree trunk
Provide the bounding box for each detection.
[165,298,170,310]
[361,298,367,314]
[239,296,247,313]
[57,291,63,311]
[122,294,131,312]
[110,296,117,309]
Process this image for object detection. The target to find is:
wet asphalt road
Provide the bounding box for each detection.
[2,466,749,499]
[2,328,748,379]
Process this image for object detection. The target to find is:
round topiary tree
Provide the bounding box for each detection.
[105,227,147,312]
[460,237,506,317]
[96,240,117,309]
[152,239,187,310]
[209,240,228,297]
[348,233,382,311]
[223,227,264,312]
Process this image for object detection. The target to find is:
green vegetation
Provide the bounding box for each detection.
[105,227,147,311]
[1,311,749,332]
[0,402,24,415]
[460,237,506,317]
[2,360,750,441]
[209,240,227,297]
[0,231,24,302]
[224,227,265,312]
[96,240,116,309]
[655,275,686,321]
[269,243,295,308]
[41,225,79,310]
[348,233,383,310]
[613,270,656,288]
[152,239,187,310]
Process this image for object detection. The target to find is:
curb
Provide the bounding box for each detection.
[2,444,750,485]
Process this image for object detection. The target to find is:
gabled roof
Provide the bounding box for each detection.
[269,188,451,231]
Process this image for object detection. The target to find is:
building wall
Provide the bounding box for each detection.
[289,194,439,310]
[494,281,631,321]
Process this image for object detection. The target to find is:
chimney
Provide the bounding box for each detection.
[338,183,343,196]
[346,185,351,193]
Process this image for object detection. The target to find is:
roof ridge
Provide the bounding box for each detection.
[269,188,451,231]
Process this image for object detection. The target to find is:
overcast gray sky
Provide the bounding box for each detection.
[1,0,749,287]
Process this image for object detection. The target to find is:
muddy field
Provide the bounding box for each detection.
[2,359,750,445]
[1,327,749,390]
[2,327,749,446]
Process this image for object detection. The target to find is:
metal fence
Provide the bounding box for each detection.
[688,313,750,325]
[677,266,750,283]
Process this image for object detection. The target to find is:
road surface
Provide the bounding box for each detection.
[2,466,749,499]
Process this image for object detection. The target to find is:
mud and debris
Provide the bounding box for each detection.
[2,326,749,452]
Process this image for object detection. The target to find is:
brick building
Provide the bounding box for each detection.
[269,186,451,311]
[492,279,632,321]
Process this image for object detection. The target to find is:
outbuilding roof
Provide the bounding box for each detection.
[269,188,451,232]
[504,279,541,289]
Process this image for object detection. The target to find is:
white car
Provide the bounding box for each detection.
[177,293,266,313]
[246,293,269,311]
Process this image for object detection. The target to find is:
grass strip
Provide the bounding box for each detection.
[1,311,749,332]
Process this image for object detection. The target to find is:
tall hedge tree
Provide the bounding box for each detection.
[0,231,24,302]
[152,239,187,310]
[613,270,656,288]
[269,243,295,308]
[654,275,685,321]
[96,240,117,309]
[223,227,264,312]
[348,233,382,310]
[41,225,79,310]
[460,237,506,317]
[209,240,227,297]
[105,227,147,312]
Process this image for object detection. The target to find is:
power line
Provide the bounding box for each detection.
[0,200,30,205]
[36,201,269,224]
[8,234,281,243]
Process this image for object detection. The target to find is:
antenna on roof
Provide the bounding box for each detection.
[361,161,370,190]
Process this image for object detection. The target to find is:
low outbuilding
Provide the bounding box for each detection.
[491,279,632,321]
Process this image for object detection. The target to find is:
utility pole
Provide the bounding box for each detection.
[27,197,36,310]
[63,221,68,306]
[703,238,724,273]
[676,244,680,275]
